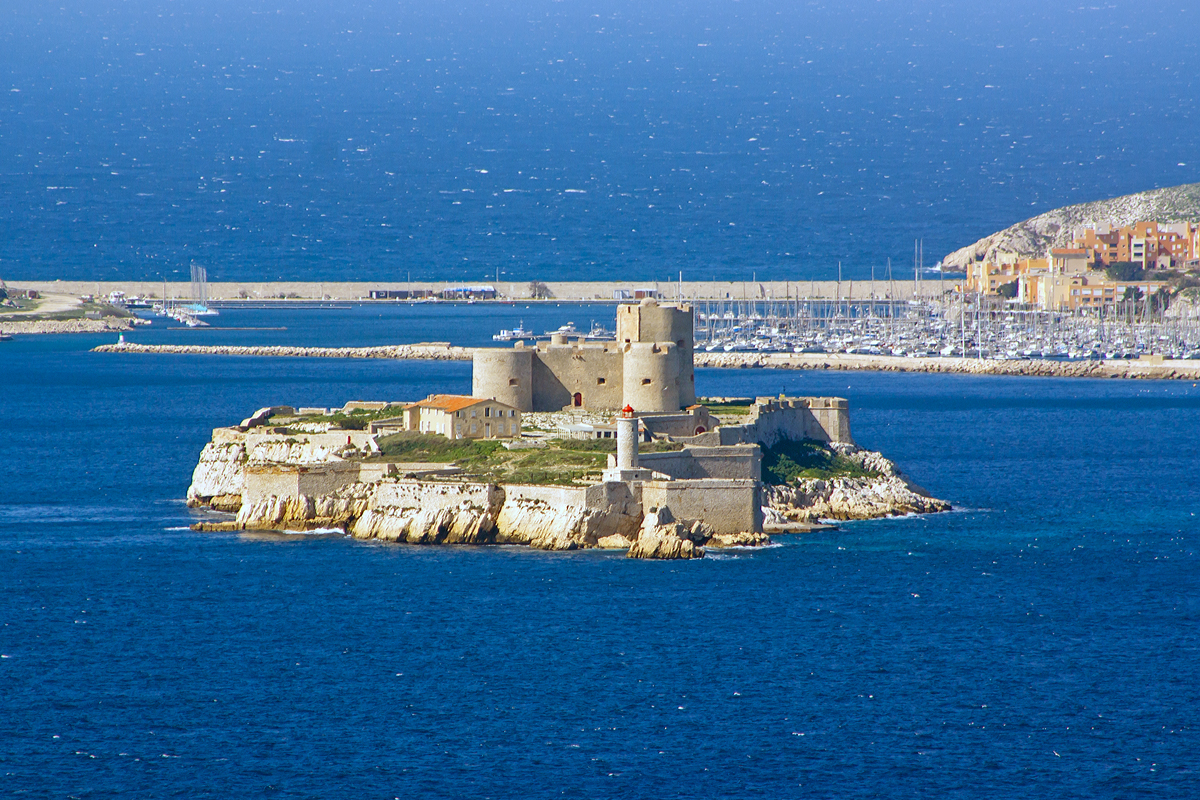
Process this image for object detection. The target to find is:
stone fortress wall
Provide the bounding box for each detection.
[695,396,853,448]
[472,298,695,413]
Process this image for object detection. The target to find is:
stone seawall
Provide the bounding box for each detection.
[92,342,472,360]
[96,342,1200,380]
[695,351,1200,381]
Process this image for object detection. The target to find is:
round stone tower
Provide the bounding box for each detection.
[622,341,681,412]
[472,345,533,411]
[615,298,695,407]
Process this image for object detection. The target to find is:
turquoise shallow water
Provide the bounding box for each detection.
[1,307,1198,797]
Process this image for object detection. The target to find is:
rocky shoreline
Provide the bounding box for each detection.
[186,419,948,559]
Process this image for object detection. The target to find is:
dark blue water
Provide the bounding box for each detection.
[3,1,1200,282]
[2,307,1198,797]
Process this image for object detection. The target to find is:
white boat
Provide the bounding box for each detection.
[493,322,533,341]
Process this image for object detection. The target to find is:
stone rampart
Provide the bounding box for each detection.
[371,480,504,515]
[635,445,761,481]
[706,396,853,447]
[243,462,363,505]
[640,479,762,535]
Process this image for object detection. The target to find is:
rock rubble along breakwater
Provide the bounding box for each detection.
[3,318,134,335]
[91,342,473,360]
[94,343,1200,380]
[695,351,1200,381]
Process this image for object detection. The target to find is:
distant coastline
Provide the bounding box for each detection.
[4,278,948,304]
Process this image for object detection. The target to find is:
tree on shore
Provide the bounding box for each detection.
[528,281,553,299]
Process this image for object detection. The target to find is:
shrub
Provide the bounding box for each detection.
[761,440,880,484]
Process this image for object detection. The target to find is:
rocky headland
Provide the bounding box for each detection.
[942,182,1200,269]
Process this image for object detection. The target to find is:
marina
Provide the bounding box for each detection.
[693,293,1200,362]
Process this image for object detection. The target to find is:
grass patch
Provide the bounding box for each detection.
[762,439,880,484]
[702,403,753,416]
[367,432,651,485]
[375,431,504,464]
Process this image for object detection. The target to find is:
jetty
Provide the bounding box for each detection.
[94,341,1200,380]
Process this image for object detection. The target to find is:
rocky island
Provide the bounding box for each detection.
[186,300,949,559]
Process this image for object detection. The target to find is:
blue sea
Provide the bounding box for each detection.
[2,0,1200,283]
[2,306,1199,797]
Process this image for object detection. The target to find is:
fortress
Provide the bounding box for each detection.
[473,298,695,413]
[183,299,949,558]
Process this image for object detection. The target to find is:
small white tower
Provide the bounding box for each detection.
[603,405,653,483]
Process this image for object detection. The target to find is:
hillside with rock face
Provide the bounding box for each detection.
[943,182,1200,269]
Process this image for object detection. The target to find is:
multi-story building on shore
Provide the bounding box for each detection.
[1070,221,1200,269]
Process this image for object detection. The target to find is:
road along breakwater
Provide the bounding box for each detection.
[95,341,1200,380]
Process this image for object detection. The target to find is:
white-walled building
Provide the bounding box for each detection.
[402,395,521,440]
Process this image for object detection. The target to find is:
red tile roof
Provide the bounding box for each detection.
[405,394,487,413]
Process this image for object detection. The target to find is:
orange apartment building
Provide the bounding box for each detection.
[966,247,1167,310]
[1071,221,1200,268]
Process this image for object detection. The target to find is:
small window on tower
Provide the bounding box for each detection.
[641,378,652,385]
[597,377,606,385]
[509,378,519,386]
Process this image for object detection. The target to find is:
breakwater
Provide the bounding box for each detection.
[92,341,1200,380]
[695,351,1200,380]
[2,318,134,335]
[92,342,472,360]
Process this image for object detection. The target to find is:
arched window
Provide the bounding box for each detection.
[573,392,583,407]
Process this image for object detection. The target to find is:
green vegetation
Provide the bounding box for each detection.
[761,439,880,484]
[996,280,1019,299]
[375,431,505,463]
[283,405,406,430]
[1104,261,1144,282]
[367,432,679,485]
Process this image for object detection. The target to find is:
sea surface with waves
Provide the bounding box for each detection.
[1,305,1198,797]
[3,1,1200,283]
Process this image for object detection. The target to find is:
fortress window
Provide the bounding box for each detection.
[641,378,652,385]
[597,377,606,385]
[509,378,519,386]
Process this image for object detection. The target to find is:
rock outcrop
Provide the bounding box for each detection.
[187,441,247,510]
[764,446,951,521]
[942,182,1200,269]
[625,508,707,560]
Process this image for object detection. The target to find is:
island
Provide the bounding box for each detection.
[186,299,949,559]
